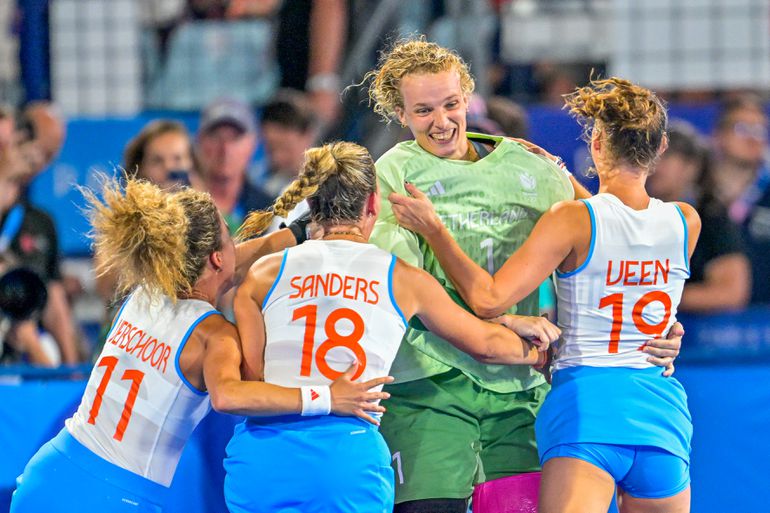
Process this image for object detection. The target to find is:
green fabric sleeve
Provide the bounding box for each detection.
[370,156,423,268]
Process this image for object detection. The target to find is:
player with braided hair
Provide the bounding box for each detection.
[10,178,392,513]
[391,77,700,513]
[225,141,561,513]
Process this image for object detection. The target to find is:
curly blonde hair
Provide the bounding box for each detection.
[364,37,475,123]
[564,77,668,169]
[84,177,221,300]
[237,141,376,240]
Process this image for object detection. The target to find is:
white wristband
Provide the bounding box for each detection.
[554,156,572,177]
[300,385,332,416]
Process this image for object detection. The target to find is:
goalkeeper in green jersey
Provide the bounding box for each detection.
[363,38,685,513]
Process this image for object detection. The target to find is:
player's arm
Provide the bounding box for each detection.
[392,260,559,365]
[641,203,702,375]
[233,228,296,286]
[569,176,592,199]
[200,317,391,423]
[233,254,282,381]
[369,158,423,266]
[391,184,585,318]
[675,201,702,259]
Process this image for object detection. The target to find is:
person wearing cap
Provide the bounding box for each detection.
[196,98,273,234]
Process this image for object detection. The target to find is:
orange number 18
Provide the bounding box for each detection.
[292,305,367,381]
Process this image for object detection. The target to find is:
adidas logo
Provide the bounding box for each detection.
[310,389,320,401]
[427,181,446,196]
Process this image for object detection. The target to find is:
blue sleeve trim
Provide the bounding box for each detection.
[556,200,596,278]
[388,254,409,329]
[103,291,133,342]
[674,204,691,277]
[262,249,288,310]
[175,310,219,396]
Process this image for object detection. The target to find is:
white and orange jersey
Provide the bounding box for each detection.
[262,240,407,393]
[66,289,217,486]
[553,194,690,371]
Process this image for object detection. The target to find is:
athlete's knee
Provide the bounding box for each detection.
[394,498,469,513]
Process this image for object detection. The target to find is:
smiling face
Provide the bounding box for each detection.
[396,70,470,160]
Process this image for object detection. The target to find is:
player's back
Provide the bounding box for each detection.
[262,240,407,392]
[66,289,216,486]
[554,193,690,371]
[537,194,693,462]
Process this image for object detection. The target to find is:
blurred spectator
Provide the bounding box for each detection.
[188,0,280,19]
[0,103,78,364]
[95,119,202,316]
[486,95,529,138]
[533,61,579,105]
[195,98,272,234]
[466,94,504,135]
[0,266,51,366]
[19,101,82,363]
[465,94,530,139]
[259,90,317,198]
[19,101,66,171]
[708,95,770,304]
[648,122,751,312]
[122,119,199,189]
[276,0,347,128]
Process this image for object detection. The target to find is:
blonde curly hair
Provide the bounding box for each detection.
[364,37,475,123]
[237,141,376,240]
[564,77,668,169]
[84,177,222,300]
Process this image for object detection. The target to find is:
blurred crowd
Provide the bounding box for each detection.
[1,0,769,367]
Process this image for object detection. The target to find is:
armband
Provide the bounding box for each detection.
[553,156,572,177]
[300,385,332,416]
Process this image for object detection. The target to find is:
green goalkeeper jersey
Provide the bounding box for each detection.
[370,133,574,393]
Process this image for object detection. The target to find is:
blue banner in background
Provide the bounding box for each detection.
[679,307,770,363]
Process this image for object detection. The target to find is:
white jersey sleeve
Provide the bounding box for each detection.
[553,194,690,371]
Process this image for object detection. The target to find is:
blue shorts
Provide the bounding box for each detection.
[542,443,690,499]
[224,414,394,513]
[10,428,168,513]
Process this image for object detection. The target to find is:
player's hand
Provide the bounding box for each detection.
[389,182,443,237]
[329,361,394,426]
[643,321,683,377]
[533,344,554,384]
[492,314,561,351]
[509,137,558,161]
